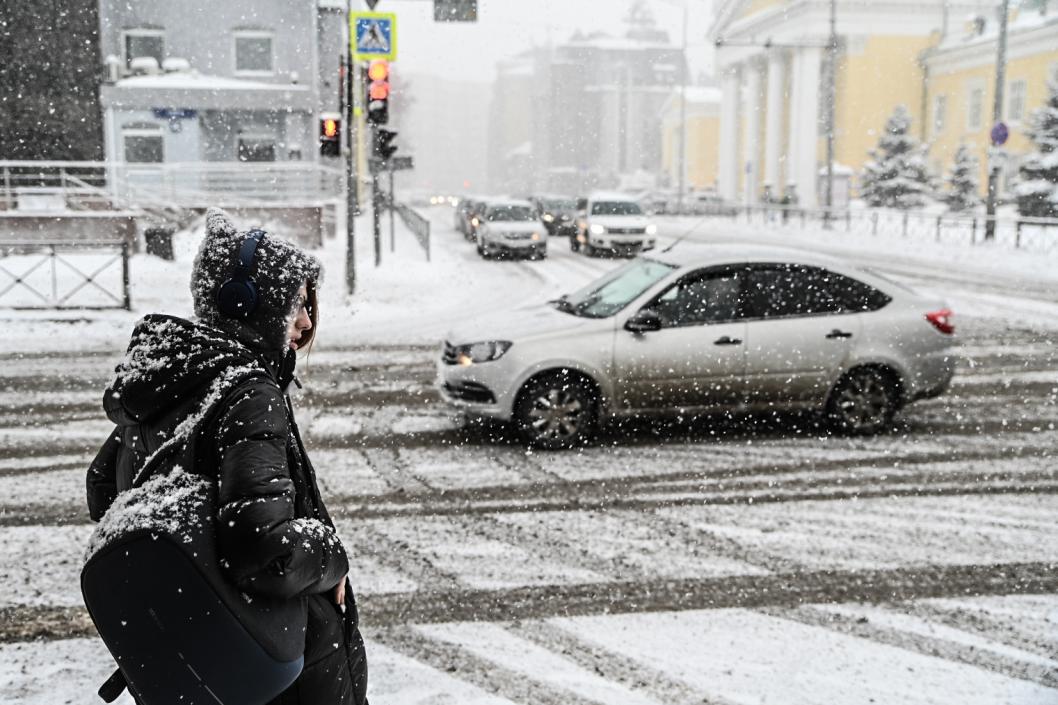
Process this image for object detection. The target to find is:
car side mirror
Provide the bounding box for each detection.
[625,309,662,333]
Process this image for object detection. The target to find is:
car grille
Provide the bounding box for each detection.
[607,227,647,235]
[504,232,534,240]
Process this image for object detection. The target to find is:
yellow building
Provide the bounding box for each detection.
[660,86,722,191]
[925,9,1058,197]
[709,0,1058,207]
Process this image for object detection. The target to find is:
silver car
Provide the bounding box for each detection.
[439,244,957,449]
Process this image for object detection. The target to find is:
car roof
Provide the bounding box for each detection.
[485,199,534,209]
[587,190,638,202]
[643,242,854,271]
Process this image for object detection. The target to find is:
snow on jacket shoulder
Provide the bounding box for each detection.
[213,379,348,600]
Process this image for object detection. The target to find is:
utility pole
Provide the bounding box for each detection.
[676,1,688,213]
[344,0,358,294]
[984,0,1010,241]
[823,0,837,228]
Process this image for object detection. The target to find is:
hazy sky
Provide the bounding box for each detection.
[363,0,716,83]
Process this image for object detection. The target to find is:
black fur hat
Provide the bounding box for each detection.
[191,208,321,351]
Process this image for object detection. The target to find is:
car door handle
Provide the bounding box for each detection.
[825,329,853,339]
[713,336,742,345]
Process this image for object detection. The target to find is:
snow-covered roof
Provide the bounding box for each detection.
[115,72,295,91]
[563,32,676,52]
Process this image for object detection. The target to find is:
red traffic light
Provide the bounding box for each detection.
[368,81,390,101]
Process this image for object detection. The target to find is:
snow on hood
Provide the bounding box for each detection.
[104,314,268,427]
[445,301,602,345]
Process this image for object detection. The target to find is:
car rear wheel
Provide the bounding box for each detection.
[515,373,597,450]
[826,367,897,435]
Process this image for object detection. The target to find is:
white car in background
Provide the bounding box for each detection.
[573,192,658,257]
[475,200,547,260]
[439,244,957,449]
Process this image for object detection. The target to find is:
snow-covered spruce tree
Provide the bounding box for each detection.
[860,105,933,209]
[945,143,980,212]
[1016,79,1058,219]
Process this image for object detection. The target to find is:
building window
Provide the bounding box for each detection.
[967,84,984,131]
[123,127,164,163]
[123,30,164,69]
[237,135,276,162]
[932,94,947,136]
[234,31,274,74]
[1007,80,1027,123]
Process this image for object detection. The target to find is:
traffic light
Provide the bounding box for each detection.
[366,60,390,125]
[319,115,340,157]
[374,129,398,161]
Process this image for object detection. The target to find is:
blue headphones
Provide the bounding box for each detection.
[216,229,266,319]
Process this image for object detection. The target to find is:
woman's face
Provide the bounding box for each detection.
[287,283,312,351]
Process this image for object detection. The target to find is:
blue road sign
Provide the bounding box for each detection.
[353,12,397,61]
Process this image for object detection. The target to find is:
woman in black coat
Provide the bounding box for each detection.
[87,208,368,705]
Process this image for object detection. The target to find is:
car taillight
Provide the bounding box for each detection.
[925,308,955,335]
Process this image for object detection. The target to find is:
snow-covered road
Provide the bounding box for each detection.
[1,210,1056,704]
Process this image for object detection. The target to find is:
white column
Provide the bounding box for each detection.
[742,61,763,204]
[795,46,822,209]
[718,65,741,201]
[786,50,802,199]
[763,49,786,197]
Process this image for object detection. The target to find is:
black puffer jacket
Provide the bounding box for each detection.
[87,315,367,705]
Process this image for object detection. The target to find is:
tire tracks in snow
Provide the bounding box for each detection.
[7,561,1056,643]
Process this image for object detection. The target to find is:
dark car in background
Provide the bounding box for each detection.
[530,195,579,237]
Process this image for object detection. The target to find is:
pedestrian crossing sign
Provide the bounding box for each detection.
[352,12,397,61]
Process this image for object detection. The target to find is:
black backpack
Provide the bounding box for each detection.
[82,374,306,705]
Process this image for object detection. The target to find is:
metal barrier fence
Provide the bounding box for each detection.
[715,205,1058,252]
[0,160,344,211]
[394,203,431,262]
[0,240,130,309]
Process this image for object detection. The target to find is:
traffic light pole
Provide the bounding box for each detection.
[985,0,1010,241]
[389,166,395,252]
[371,126,382,267]
[344,2,357,295]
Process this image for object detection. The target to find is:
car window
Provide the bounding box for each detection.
[828,271,892,311]
[487,206,535,221]
[591,201,642,216]
[743,265,889,318]
[649,270,741,327]
[543,199,577,211]
[557,258,676,319]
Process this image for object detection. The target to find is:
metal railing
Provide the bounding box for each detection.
[394,202,431,261]
[0,160,345,212]
[708,204,1058,251]
[0,240,130,309]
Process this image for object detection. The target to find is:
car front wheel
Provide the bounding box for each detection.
[826,367,897,434]
[515,373,597,450]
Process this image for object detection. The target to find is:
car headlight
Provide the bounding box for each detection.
[542,213,554,222]
[645,224,657,235]
[590,223,605,235]
[454,340,513,365]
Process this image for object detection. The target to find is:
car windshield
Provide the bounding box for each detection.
[553,258,676,318]
[486,206,535,221]
[542,199,577,211]
[591,200,642,216]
